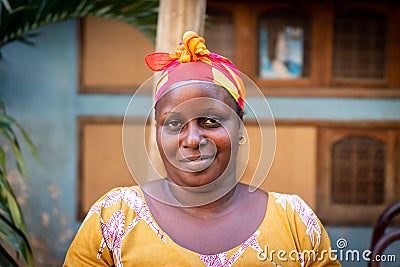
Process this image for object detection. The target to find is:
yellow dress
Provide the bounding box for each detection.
[64,186,341,266]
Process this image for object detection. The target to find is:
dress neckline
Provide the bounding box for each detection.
[134,185,271,256]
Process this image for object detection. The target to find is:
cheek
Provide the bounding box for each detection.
[214,128,238,153]
[156,128,178,158]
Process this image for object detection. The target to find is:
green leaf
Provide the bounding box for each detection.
[0,170,25,231]
[0,130,25,178]
[4,189,24,229]
[0,244,20,267]
[0,0,13,13]
[0,102,6,114]
[0,192,13,224]
[0,114,40,163]
[11,141,29,179]
[0,121,30,179]
[0,109,33,265]
[0,145,6,178]
[0,214,33,266]
[0,129,30,181]
[0,116,20,142]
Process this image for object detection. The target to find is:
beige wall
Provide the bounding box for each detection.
[81,123,134,212]
[81,17,154,91]
[240,126,317,209]
[262,127,317,208]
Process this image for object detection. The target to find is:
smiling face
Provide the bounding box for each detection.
[155,82,242,188]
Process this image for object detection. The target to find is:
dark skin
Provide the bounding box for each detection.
[144,82,268,255]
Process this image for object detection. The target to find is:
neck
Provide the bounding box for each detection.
[164,176,243,219]
[180,185,242,219]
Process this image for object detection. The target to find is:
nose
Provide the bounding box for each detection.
[180,120,202,149]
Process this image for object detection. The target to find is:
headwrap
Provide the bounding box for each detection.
[145,31,246,110]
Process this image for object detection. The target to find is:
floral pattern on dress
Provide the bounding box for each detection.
[199,231,264,267]
[271,192,321,248]
[79,188,320,267]
[81,188,167,267]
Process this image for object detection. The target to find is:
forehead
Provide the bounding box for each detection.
[155,82,237,115]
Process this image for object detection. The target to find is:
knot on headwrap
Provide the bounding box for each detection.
[145,31,246,110]
[145,31,211,71]
[175,31,210,63]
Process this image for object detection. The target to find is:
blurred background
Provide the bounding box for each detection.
[0,0,399,266]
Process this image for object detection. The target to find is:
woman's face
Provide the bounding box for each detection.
[155,82,242,188]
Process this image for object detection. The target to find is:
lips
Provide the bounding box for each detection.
[180,155,201,162]
[180,152,215,160]
[178,154,215,171]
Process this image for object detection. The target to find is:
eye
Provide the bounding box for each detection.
[201,117,221,128]
[165,120,184,131]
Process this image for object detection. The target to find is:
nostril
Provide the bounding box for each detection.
[182,137,200,149]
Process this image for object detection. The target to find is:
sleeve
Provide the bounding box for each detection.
[307,224,341,266]
[63,188,125,267]
[288,195,342,266]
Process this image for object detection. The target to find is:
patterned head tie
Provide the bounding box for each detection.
[145,31,246,110]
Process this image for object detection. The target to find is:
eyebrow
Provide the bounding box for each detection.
[162,111,181,116]
[162,107,220,116]
[202,108,218,112]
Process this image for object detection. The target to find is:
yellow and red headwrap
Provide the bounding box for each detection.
[145,31,246,110]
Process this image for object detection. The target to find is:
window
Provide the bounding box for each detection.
[332,10,387,81]
[258,10,311,79]
[331,136,385,205]
[318,127,398,225]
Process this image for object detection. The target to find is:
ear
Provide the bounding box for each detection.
[237,118,244,137]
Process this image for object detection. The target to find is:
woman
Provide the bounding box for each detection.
[64,31,340,266]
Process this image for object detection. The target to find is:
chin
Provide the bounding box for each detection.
[175,173,216,188]
[171,168,235,189]
[164,160,232,188]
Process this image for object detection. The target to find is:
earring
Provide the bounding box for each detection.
[239,135,246,145]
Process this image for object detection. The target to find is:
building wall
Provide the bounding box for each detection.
[0,20,78,265]
[0,19,399,266]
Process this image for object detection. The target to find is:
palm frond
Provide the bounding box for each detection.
[0,213,33,266]
[0,244,20,267]
[0,102,38,266]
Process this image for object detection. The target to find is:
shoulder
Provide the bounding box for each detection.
[268,192,314,214]
[267,192,323,247]
[93,186,143,207]
[267,192,319,226]
[83,186,145,222]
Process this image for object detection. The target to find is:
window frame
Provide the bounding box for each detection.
[330,4,389,86]
[317,127,398,225]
